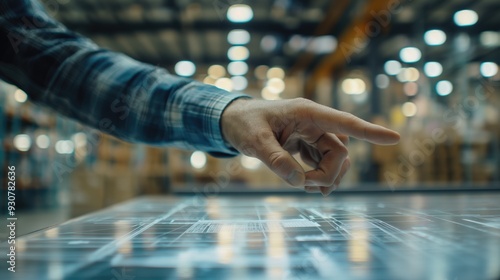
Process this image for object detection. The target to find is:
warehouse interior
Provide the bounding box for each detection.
[2,0,499,214]
[0,1,500,278]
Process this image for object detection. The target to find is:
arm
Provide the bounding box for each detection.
[0,0,248,156]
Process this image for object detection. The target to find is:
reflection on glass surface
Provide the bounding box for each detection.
[142,222,157,251]
[206,199,222,219]
[266,211,288,279]
[176,251,194,279]
[2,194,500,280]
[217,226,234,264]
[45,228,59,239]
[16,239,27,253]
[487,233,500,278]
[348,218,370,264]
[263,197,284,204]
[48,261,64,280]
[114,220,132,255]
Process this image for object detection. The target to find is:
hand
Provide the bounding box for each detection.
[221,98,400,196]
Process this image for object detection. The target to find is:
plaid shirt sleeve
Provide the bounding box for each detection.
[0,0,250,157]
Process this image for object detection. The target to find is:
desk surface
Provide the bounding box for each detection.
[2,192,500,280]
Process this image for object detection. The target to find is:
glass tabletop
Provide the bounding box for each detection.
[2,192,500,280]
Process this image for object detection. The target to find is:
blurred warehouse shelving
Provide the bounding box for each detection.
[1,0,500,216]
[1,82,71,209]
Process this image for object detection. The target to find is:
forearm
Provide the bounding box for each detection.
[0,0,248,156]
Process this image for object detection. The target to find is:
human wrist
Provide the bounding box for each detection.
[221,97,251,149]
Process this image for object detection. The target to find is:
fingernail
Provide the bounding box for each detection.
[321,187,329,197]
[305,180,315,186]
[287,170,303,187]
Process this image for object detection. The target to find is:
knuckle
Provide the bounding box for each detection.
[337,145,349,158]
[317,167,336,186]
[268,150,289,170]
[290,98,314,120]
[241,144,257,157]
[338,134,350,145]
[339,111,355,120]
[292,98,314,111]
[256,129,274,143]
[293,97,311,104]
[269,115,289,131]
[324,177,336,186]
[344,157,351,170]
[336,112,354,135]
[327,172,338,185]
[338,111,356,126]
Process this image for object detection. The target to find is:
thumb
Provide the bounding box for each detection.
[253,132,305,187]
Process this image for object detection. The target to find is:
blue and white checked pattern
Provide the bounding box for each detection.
[0,0,249,157]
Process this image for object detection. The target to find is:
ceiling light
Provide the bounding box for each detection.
[454,10,478,27]
[436,80,453,96]
[227,29,250,45]
[396,69,408,82]
[288,35,307,52]
[480,31,500,47]
[404,67,420,82]
[396,68,420,82]
[375,74,389,89]
[14,89,28,103]
[255,65,269,80]
[424,29,446,46]
[266,67,285,79]
[36,135,50,149]
[227,46,249,61]
[227,4,253,23]
[228,61,248,76]
[231,76,248,91]
[307,35,337,54]
[424,62,443,78]
[55,140,74,154]
[402,102,417,117]
[480,62,498,78]
[384,60,402,76]
[403,82,418,96]
[261,88,280,100]
[13,134,31,152]
[342,78,366,95]
[203,76,216,85]
[266,78,285,94]
[208,65,226,79]
[215,78,233,92]
[399,47,421,63]
[190,151,207,169]
[174,60,196,77]
[261,35,278,52]
[72,132,87,148]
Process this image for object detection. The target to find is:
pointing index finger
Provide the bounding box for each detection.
[309,105,400,145]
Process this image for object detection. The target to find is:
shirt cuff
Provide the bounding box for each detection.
[209,93,252,158]
[178,82,251,157]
